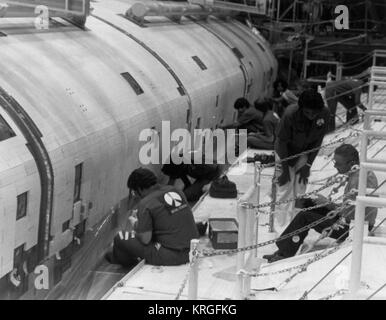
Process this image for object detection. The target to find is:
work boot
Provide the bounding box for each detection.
[263,251,286,263]
[358,104,367,112]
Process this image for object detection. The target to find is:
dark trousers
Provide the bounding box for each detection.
[184,179,211,202]
[247,135,274,150]
[113,234,189,267]
[276,207,349,258]
[327,94,359,131]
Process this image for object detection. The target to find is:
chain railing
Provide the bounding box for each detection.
[240,167,357,212]
[172,82,386,299]
[260,132,361,169]
[318,289,348,300]
[174,244,200,300]
[199,201,352,260]
[297,178,386,300]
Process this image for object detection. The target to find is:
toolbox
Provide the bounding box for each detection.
[208,218,239,250]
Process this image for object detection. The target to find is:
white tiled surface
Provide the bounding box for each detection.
[0,0,277,279]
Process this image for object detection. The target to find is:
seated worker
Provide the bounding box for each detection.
[274,89,330,226]
[106,168,199,267]
[264,144,378,263]
[325,78,368,131]
[162,155,220,202]
[220,97,264,134]
[272,79,299,117]
[247,100,280,150]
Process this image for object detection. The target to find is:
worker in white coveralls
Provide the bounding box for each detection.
[274,89,330,226]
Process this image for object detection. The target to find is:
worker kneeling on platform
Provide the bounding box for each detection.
[264,144,378,263]
[106,168,199,267]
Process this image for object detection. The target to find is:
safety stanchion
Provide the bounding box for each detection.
[254,161,261,257]
[188,239,200,300]
[269,173,276,233]
[235,193,247,299]
[235,182,258,300]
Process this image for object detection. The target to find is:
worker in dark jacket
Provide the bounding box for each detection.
[274,89,330,226]
[106,168,199,267]
[221,97,264,134]
[162,155,220,202]
[264,144,378,263]
[247,100,280,150]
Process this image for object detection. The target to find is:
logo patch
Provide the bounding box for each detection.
[164,192,183,208]
[316,118,325,127]
[292,235,300,243]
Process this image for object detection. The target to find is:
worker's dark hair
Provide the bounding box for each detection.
[254,100,272,114]
[273,79,288,91]
[127,168,157,192]
[335,144,359,164]
[298,89,325,110]
[234,97,250,110]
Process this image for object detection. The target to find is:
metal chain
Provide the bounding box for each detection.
[261,131,360,169]
[258,201,335,217]
[174,249,199,300]
[318,289,348,300]
[242,168,357,211]
[199,202,352,259]
[259,187,353,220]
[296,178,386,299]
[250,244,346,278]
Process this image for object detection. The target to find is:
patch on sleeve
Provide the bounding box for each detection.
[160,191,188,214]
[316,118,325,127]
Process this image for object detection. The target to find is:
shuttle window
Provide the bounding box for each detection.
[232,48,244,59]
[0,115,16,142]
[177,86,185,96]
[192,56,207,70]
[186,109,191,124]
[13,243,25,266]
[196,117,201,129]
[62,220,70,232]
[121,72,144,95]
[16,192,28,221]
[215,95,219,107]
[74,163,83,203]
[257,43,266,52]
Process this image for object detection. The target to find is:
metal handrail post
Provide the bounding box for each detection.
[254,161,261,257]
[188,239,200,300]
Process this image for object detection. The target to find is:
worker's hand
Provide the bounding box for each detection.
[296,165,310,185]
[202,183,211,193]
[312,194,328,205]
[332,217,347,231]
[277,166,290,186]
[128,216,138,228]
[312,194,337,210]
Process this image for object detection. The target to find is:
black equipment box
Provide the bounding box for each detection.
[208,218,238,250]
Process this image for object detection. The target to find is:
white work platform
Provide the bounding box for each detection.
[104,102,386,300]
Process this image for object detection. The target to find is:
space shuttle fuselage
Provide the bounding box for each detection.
[0,0,277,299]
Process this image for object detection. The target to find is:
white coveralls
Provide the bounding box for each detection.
[274,154,308,227]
